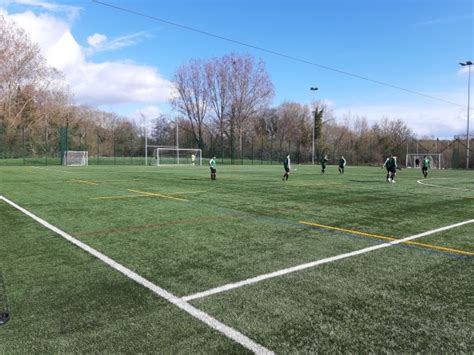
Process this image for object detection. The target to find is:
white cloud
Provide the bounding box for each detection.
[85,31,149,55]
[2,4,174,107]
[333,100,467,139]
[131,105,162,121]
[458,65,472,75]
[415,13,473,27]
[2,0,81,20]
[129,105,163,133]
[87,33,107,47]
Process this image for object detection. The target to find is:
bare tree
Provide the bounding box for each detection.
[278,102,310,162]
[226,53,274,160]
[0,15,61,126]
[171,59,209,151]
[205,57,231,159]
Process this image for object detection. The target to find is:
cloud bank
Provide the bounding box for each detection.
[1,3,173,107]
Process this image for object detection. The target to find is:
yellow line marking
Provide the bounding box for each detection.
[165,190,207,195]
[300,221,474,257]
[91,195,146,200]
[91,190,205,200]
[127,189,188,202]
[70,179,99,186]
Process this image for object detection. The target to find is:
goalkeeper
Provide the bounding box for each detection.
[383,154,397,183]
[282,154,291,181]
[209,156,217,180]
[422,155,430,178]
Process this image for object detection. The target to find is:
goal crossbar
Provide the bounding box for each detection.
[406,153,443,169]
[63,151,88,166]
[155,148,202,166]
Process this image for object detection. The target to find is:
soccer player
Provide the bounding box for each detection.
[422,155,430,178]
[209,156,217,180]
[282,154,291,181]
[191,153,196,166]
[0,311,9,326]
[320,155,328,174]
[338,156,346,174]
[383,154,397,183]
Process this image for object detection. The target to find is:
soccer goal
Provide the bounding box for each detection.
[63,151,88,166]
[155,148,202,166]
[406,153,443,169]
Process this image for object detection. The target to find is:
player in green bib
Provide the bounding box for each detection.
[282,154,291,181]
[209,156,217,180]
[422,155,430,178]
[338,156,346,174]
[383,154,397,183]
[320,155,328,174]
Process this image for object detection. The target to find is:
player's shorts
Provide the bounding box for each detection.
[210,167,216,174]
[388,167,396,174]
[284,167,290,173]
[422,167,428,172]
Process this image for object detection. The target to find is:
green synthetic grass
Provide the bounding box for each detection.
[0,164,473,353]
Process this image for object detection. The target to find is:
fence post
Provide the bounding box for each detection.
[251,136,254,165]
[241,137,244,165]
[22,126,25,165]
[96,128,100,165]
[44,125,48,166]
[113,129,116,165]
[270,135,273,165]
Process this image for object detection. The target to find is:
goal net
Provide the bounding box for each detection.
[63,151,88,166]
[155,148,202,166]
[406,153,443,169]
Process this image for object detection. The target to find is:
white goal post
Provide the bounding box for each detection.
[63,151,88,166]
[154,148,202,166]
[406,153,443,169]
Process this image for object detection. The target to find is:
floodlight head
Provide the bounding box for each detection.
[310,87,319,91]
[460,61,473,66]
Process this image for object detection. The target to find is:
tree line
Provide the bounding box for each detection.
[2,14,467,167]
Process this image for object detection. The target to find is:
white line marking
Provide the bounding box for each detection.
[417,178,474,192]
[0,195,273,355]
[183,219,474,301]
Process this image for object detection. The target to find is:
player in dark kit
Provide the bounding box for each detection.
[383,154,397,183]
[422,155,430,178]
[320,155,328,174]
[282,154,291,181]
[338,156,346,174]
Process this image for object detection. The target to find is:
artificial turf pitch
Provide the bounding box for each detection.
[0,164,472,353]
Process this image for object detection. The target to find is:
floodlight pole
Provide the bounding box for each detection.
[310,87,319,165]
[460,61,472,169]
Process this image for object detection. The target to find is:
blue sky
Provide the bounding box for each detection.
[1,0,473,137]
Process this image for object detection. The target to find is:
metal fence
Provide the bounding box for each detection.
[0,124,472,168]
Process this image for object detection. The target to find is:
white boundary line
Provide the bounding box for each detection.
[0,195,273,355]
[417,178,474,192]
[183,219,474,301]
